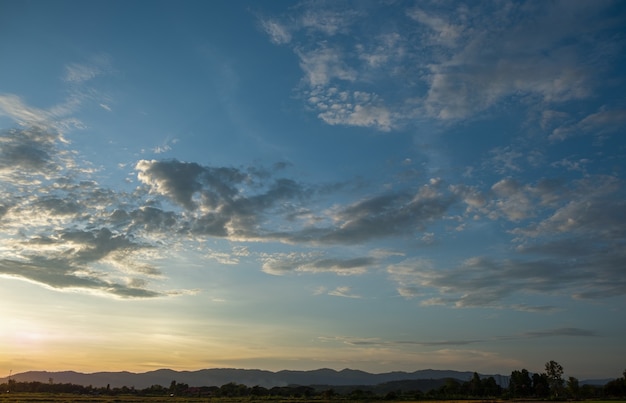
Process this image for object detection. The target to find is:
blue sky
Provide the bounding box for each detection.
[1,0,625,379]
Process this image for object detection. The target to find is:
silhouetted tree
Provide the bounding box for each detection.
[250,385,269,396]
[545,360,564,398]
[567,376,579,399]
[482,376,502,396]
[533,372,550,398]
[169,380,177,395]
[467,372,483,396]
[604,369,626,397]
[509,369,532,397]
[321,388,335,399]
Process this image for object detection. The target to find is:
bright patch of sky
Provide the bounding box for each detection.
[1,0,625,379]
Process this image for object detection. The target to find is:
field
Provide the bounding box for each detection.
[0,395,540,403]
[2,396,625,403]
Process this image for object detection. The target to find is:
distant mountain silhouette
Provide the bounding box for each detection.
[0,368,509,389]
[580,378,614,386]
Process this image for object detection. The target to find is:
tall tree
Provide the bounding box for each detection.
[567,376,579,398]
[545,360,564,398]
[481,376,502,397]
[533,373,550,398]
[509,369,532,397]
[468,372,483,396]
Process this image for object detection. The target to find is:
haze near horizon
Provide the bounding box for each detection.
[1,0,625,380]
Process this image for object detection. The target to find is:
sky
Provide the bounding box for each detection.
[0,0,625,381]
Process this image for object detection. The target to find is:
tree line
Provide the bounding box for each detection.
[2,361,625,400]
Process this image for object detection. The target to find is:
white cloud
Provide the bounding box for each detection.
[296,47,357,87]
[0,94,47,124]
[263,1,621,129]
[315,90,394,131]
[328,286,361,298]
[549,108,626,142]
[490,178,533,221]
[407,8,463,48]
[300,8,355,36]
[261,19,292,45]
[387,258,434,299]
[64,54,112,83]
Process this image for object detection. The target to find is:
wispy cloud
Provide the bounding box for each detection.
[260,19,292,45]
[261,1,622,129]
[327,286,361,299]
[1,55,113,134]
[322,327,596,348]
[262,253,374,276]
[296,46,357,87]
[64,54,112,83]
[549,108,626,142]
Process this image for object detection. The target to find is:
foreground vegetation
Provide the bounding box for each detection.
[1,397,626,403]
[1,361,624,402]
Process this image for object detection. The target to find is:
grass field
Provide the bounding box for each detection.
[1,396,625,403]
[0,398,589,402]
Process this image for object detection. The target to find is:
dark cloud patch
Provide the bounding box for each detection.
[128,206,177,232]
[262,254,375,276]
[313,257,375,270]
[36,197,82,216]
[524,327,596,338]
[325,326,597,349]
[0,127,59,177]
[387,174,626,307]
[136,159,255,211]
[284,182,456,245]
[392,241,625,307]
[136,159,206,210]
[188,213,230,237]
[10,228,161,298]
[323,194,453,244]
[59,228,141,263]
[0,257,162,299]
[136,159,314,239]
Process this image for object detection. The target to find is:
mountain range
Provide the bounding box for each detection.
[0,368,611,390]
[1,368,507,389]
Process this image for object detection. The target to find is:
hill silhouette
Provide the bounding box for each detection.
[0,368,508,389]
